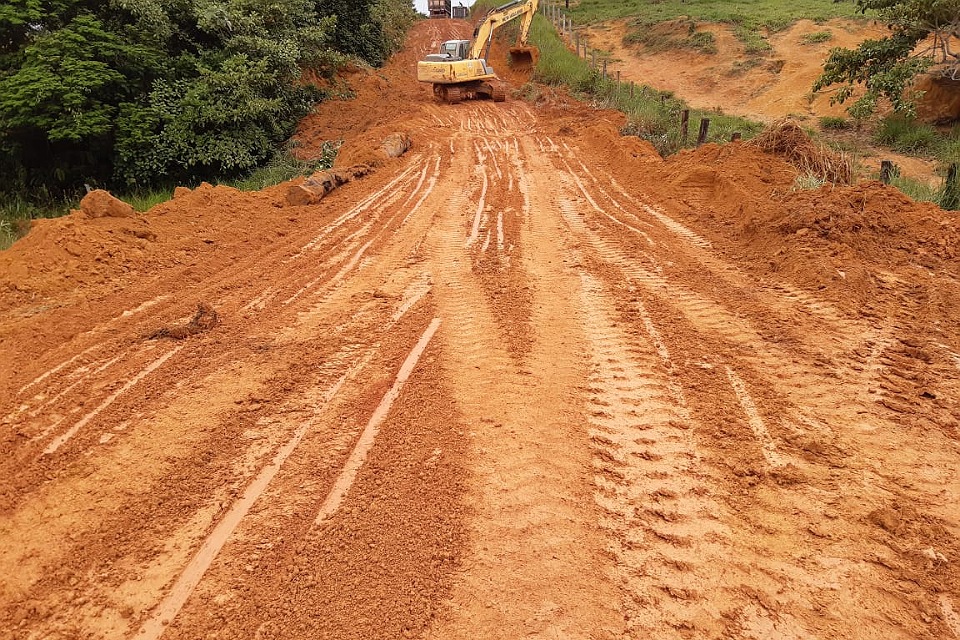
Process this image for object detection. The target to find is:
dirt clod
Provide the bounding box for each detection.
[78,190,136,219]
[381,133,412,158]
[149,303,219,340]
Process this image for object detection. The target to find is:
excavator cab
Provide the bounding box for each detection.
[425,40,471,63]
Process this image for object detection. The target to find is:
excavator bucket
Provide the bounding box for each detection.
[508,45,539,69]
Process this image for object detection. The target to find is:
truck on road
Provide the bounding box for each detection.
[428,0,451,18]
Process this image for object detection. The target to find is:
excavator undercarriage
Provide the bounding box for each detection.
[433,81,506,104]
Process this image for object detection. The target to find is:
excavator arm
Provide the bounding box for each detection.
[468,0,539,61]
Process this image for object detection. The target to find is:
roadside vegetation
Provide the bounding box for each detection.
[623,21,717,55]
[527,13,763,156]
[0,0,416,247]
[571,0,859,52]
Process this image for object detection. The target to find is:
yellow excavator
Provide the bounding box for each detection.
[417,0,539,104]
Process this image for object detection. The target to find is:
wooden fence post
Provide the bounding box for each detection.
[697,118,711,145]
[617,70,621,91]
[942,163,960,210]
[880,160,894,184]
[680,109,690,143]
[591,49,596,69]
[602,59,607,80]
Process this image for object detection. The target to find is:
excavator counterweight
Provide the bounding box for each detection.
[417,0,539,104]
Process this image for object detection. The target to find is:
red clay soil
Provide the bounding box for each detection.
[1,17,960,640]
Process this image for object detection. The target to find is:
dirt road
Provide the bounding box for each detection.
[2,20,959,640]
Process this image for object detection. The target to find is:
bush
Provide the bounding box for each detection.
[0,0,415,202]
[819,116,849,130]
[875,115,938,154]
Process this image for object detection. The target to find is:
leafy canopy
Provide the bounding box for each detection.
[0,0,416,199]
[814,0,960,118]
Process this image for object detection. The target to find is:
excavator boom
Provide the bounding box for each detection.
[416,0,539,104]
[469,0,539,61]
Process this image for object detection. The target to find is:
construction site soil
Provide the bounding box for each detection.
[583,18,945,184]
[2,18,960,640]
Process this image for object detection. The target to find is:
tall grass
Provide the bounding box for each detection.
[0,196,69,250]
[875,115,938,154]
[568,0,860,27]
[530,15,762,156]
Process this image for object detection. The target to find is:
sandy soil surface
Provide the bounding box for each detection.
[582,19,941,184]
[2,18,960,640]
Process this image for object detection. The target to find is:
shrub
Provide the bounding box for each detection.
[875,115,937,154]
[819,116,849,130]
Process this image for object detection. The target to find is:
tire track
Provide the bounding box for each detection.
[577,271,735,639]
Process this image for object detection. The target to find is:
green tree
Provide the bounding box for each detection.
[0,0,418,200]
[814,0,960,118]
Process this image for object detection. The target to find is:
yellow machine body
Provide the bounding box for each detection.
[416,59,495,85]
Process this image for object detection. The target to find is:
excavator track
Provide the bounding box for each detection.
[444,86,462,104]
[491,85,506,102]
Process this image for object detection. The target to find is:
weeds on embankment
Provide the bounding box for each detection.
[568,0,859,33]
[574,0,857,53]
[0,142,341,250]
[528,15,763,156]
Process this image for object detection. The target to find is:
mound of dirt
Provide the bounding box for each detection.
[658,142,797,218]
[777,181,959,264]
[0,183,293,313]
[625,135,960,302]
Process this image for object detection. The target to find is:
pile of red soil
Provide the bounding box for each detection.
[0,184,292,313]
[639,138,960,302]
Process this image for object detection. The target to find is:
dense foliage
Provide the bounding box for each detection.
[0,0,416,198]
[814,0,960,118]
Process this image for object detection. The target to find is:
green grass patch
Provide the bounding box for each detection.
[624,21,717,54]
[530,14,762,156]
[569,0,860,28]
[819,116,849,130]
[732,25,772,54]
[123,190,175,213]
[875,115,938,154]
[801,30,833,45]
[890,174,942,205]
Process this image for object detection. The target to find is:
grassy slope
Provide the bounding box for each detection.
[527,11,762,154]
[552,0,958,207]
[569,0,861,30]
